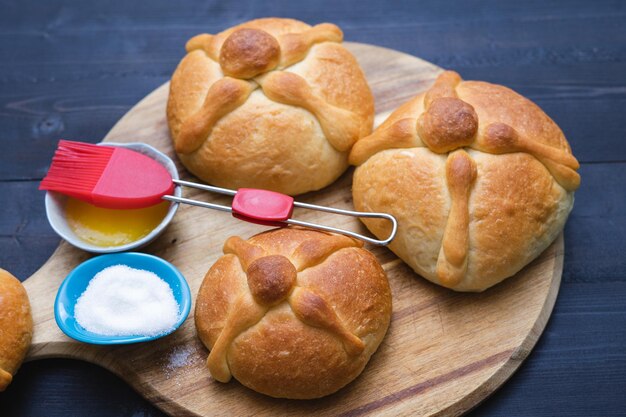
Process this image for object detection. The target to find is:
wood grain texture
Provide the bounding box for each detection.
[17,43,563,417]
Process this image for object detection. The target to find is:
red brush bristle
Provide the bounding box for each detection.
[39,140,114,196]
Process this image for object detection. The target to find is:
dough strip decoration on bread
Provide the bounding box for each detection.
[436,150,477,287]
[175,77,255,154]
[258,71,361,151]
[278,23,343,68]
[208,234,365,382]
[176,22,362,156]
[348,116,423,166]
[350,70,581,290]
[473,122,580,191]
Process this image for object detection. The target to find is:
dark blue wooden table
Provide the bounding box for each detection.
[1,1,625,416]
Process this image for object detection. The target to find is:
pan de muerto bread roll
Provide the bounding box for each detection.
[195,227,391,399]
[0,269,33,391]
[350,71,580,292]
[167,18,374,195]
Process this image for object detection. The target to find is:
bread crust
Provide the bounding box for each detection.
[195,227,392,399]
[168,18,374,195]
[0,269,33,391]
[350,71,580,291]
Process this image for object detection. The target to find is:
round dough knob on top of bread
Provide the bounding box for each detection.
[350,71,581,292]
[0,269,33,391]
[195,227,392,399]
[167,18,374,195]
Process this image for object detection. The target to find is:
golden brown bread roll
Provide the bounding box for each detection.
[0,268,33,391]
[350,71,580,292]
[195,227,391,399]
[167,18,374,195]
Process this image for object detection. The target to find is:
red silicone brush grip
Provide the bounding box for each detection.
[231,189,294,227]
[91,147,174,209]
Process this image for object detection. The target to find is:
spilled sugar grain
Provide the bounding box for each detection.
[162,344,204,383]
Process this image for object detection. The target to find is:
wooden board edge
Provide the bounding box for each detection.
[346,41,443,70]
[17,40,564,417]
[437,234,564,417]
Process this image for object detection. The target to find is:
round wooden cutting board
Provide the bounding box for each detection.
[22,43,563,417]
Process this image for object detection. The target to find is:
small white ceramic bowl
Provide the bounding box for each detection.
[45,142,181,253]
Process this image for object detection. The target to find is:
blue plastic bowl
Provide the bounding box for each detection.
[55,252,191,345]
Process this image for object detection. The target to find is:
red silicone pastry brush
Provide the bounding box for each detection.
[40,140,397,245]
[40,140,175,209]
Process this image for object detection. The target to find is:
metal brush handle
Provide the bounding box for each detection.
[162,179,398,246]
